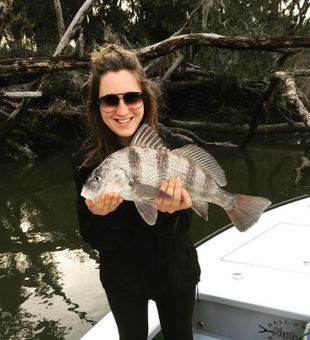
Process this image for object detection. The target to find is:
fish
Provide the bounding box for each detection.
[81,124,271,232]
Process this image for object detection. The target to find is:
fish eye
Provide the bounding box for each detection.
[94,175,101,182]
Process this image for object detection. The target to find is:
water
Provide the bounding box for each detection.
[0,142,309,339]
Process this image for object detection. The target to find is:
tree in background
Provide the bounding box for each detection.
[0,0,309,158]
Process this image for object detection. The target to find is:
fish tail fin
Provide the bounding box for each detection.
[225,194,271,232]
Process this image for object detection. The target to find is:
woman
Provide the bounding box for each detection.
[72,44,200,340]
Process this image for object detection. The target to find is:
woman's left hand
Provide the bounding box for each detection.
[155,176,192,213]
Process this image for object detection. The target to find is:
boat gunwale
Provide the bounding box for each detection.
[194,194,310,248]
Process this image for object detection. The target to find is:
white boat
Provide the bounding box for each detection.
[81,195,310,340]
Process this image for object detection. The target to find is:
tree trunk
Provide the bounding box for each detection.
[53,0,66,40]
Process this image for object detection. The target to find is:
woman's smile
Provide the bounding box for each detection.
[99,70,144,143]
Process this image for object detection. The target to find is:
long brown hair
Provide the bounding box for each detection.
[82,43,158,168]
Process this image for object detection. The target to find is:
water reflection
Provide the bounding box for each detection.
[0,153,109,339]
[0,144,309,339]
[190,144,310,242]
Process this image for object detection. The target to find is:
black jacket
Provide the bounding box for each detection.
[72,124,200,296]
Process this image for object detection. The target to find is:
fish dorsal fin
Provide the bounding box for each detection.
[131,124,168,150]
[171,144,227,187]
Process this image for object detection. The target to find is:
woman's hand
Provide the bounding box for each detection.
[155,177,192,213]
[85,192,123,216]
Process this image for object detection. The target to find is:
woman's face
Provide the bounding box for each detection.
[98,70,144,145]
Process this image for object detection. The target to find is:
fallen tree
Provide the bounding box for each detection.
[1,2,310,158]
[1,34,310,78]
[135,33,310,61]
[0,0,97,149]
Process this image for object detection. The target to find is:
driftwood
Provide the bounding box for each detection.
[135,33,310,61]
[0,57,89,81]
[264,70,310,128]
[0,0,97,142]
[2,34,310,78]
[168,118,310,134]
[169,126,238,148]
[1,2,310,154]
[270,71,310,127]
[0,91,42,98]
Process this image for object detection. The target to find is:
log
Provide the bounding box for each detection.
[269,71,310,127]
[2,34,310,78]
[0,0,96,141]
[169,126,237,148]
[168,118,310,134]
[135,33,310,61]
[0,57,89,79]
[0,91,42,98]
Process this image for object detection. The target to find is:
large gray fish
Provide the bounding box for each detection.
[81,124,271,232]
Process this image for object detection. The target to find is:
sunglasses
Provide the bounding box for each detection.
[98,92,144,113]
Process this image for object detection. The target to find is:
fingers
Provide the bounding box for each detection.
[156,177,192,213]
[86,192,123,216]
[180,188,192,209]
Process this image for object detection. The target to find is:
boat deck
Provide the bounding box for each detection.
[196,196,310,321]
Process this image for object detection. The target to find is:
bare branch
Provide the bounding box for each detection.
[172,0,205,36]
[169,126,237,148]
[53,0,97,56]
[168,118,310,134]
[162,55,184,81]
[0,91,42,98]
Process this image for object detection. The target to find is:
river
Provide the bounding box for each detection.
[0,138,309,339]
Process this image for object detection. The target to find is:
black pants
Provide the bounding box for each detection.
[103,282,196,340]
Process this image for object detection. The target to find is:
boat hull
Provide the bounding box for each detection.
[193,300,307,340]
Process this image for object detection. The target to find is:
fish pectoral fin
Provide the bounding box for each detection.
[192,200,209,221]
[129,182,171,200]
[135,200,158,226]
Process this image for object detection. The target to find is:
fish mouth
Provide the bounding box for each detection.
[80,187,95,200]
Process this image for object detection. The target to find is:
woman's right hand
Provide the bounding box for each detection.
[85,193,123,216]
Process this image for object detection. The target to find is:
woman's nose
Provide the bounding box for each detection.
[117,98,130,115]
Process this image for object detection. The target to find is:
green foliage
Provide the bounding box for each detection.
[1,0,309,56]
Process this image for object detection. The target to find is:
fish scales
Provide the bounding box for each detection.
[81,124,271,231]
[125,146,209,199]
[127,147,142,183]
